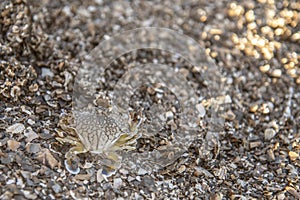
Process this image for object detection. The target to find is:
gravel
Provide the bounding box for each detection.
[0,0,299,199]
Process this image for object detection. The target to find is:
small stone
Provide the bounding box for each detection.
[261,103,270,114]
[36,148,58,169]
[119,168,129,175]
[0,153,14,164]
[288,151,299,161]
[74,174,91,180]
[6,123,25,134]
[228,3,244,17]
[141,175,155,191]
[210,193,223,200]
[97,169,104,183]
[27,119,35,125]
[224,110,236,121]
[41,68,54,78]
[82,162,93,169]
[245,10,255,22]
[296,77,300,84]
[217,95,232,104]
[277,193,285,200]
[22,190,38,200]
[237,179,247,187]
[249,104,259,113]
[10,86,21,99]
[134,193,142,200]
[264,128,276,140]
[128,176,135,182]
[137,168,148,175]
[178,165,186,173]
[249,141,262,149]
[165,111,174,119]
[25,143,41,154]
[271,69,282,78]
[113,178,123,188]
[285,186,300,199]
[24,128,39,143]
[20,170,31,179]
[29,83,39,92]
[7,140,20,151]
[259,64,270,73]
[267,149,275,161]
[194,167,214,178]
[196,104,206,117]
[52,183,62,194]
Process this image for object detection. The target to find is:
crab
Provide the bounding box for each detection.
[56,108,142,176]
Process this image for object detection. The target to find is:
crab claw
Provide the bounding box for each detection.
[98,151,122,177]
[65,157,80,175]
[102,165,117,177]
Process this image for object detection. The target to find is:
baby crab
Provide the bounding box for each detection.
[56,108,142,176]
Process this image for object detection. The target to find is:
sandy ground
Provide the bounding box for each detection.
[0,0,300,199]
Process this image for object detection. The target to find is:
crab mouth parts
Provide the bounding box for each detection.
[63,133,139,176]
[64,150,123,176]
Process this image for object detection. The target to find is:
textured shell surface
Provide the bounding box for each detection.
[73,110,124,153]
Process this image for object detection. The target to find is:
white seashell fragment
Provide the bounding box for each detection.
[6,123,25,134]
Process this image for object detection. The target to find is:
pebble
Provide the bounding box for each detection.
[277,193,285,200]
[119,168,129,175]
[137,168,148,175]
[216,95,232,104]
[264,128,276,140]
[249,141,262,149]
[24,128,39,143]
[261,103,270,114]
[285,186,300,199]
[96,169,104,183]
[25,143,41,154]
[178,165,186,173]
[165,111,174,119]
[0,153,14,164]
[134,192,143,200]
[288,151,299,161]
[196,104,206,117]
[36,149,58,169]
[127,176,135,182]
[7,140,21,151]
[41,68,54,78]
[136,176,141,182]
[6,123,25,134]
[271,69,282,78]
[194,167,214,178]
[27,119,35,125]
[249,103,259,113]
[210,193,223,200]
[82,162,93,169]
[267,149,275,161]
[74,174,92,181]
[259,64,270,73]
[22,190,38,200]
[224,110,236,121]
[52,183,62,193]
[113,178,123,188]
[141,175,155,191]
